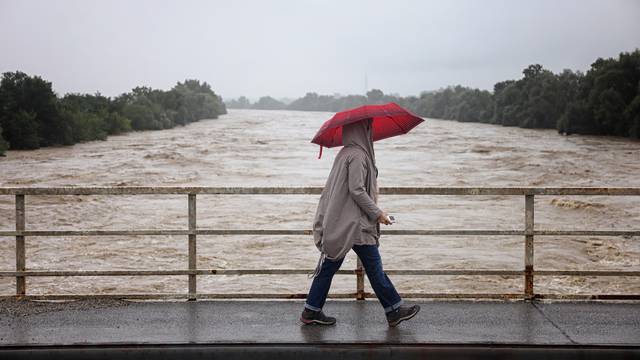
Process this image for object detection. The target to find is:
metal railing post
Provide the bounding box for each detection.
[15,194,26,297]
[356,257,365,300]
[524,194,534,300]
[188,193,197,300]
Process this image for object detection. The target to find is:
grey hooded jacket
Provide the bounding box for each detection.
[310,119,382,276]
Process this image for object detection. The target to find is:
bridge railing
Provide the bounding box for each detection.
[0,186,638,301]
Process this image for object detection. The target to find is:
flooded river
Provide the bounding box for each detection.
[1,109,639,297]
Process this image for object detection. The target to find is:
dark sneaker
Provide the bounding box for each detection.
[386,304,420,327]
[300,308,336,325]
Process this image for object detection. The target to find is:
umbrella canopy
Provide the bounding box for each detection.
[311,103,424,157]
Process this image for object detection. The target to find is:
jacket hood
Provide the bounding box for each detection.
[343,118,376,168]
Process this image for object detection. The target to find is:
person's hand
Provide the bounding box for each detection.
[377,211,392,225]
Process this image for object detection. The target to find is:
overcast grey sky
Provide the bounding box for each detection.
[1,0,639,100]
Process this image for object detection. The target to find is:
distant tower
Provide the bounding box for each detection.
[364,72,368,95]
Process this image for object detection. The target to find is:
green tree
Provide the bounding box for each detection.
[366,89,385,103]
[558,50,640,138]
[625,94,640,138]
[0,124,10,155]
[226,96,251,109]
[288,92,320,111]
[1,110,40,149]
[59,109,108,142]
[252,96,286,110]
[557,100,594,135]
[0,71,73,148]
[104,112,131,134]
[170,79,227,122]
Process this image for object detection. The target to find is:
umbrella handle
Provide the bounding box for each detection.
[318,145,323,159]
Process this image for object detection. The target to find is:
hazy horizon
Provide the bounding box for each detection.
[1,0,639,100]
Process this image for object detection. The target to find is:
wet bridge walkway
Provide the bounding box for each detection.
[1,299,638,359]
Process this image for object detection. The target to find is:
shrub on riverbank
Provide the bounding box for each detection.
[0,72,227,154]
[0,125,8,155]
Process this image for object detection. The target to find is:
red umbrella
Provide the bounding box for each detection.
[311,102,425,158]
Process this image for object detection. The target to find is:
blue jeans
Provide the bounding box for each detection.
[304,244,403,313]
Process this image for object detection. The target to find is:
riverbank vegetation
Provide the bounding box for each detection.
[0,72,226,155]
[228,50,639,139]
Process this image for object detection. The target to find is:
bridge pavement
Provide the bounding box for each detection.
[0,299,638,359]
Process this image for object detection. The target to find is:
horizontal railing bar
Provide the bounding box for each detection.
[534,270,640,276]
[535,294,640,300]
[399,293,640,300]
[0,293,355,300]
[0,270,193,276]
[1,229,638,237]
[196,293,354,299]
[0,187,325,195]
[379,187,640,196]
[534,230,640,236]
[0,230,192,236]
[0,292,529,300]
[0,229,521,236]
[3,292,638,301]
[197,229,312,236]
[0,186,639,196]
[389,269,524,276]
[2,269,638,277]
[400,293,526,299]
[0,269,526,276]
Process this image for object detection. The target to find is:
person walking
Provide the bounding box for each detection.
[301,117,420,327]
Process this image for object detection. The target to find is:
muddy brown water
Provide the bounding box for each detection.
[0,109,639,297]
